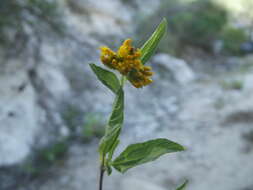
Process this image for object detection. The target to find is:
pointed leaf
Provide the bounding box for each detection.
[89,64,120,93]
[99,124,121,156]
[176,180,188,190]
[105,139,120,176]
[105,160,113,176]
[108,139,120,161]
[140,18,167,65]
[108,88,124,127]
[112,138,184,173]
[99,88,124,156]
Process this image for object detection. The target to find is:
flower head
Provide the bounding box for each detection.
[100,47,117,69]
[100,39,153,88]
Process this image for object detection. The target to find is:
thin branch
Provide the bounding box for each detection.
[98,156,105,190]
[99,165,105,190]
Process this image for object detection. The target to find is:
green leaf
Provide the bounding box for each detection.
[112,138,184,173]
[175,180,188,190]
[105,160,113,175]
[99,124,121,156]
[106,139,120,176]
[99,88,124,156]
[108,88,124,127]
[140,18,167,65]
[89,64,120,93]
[108,139,120,161]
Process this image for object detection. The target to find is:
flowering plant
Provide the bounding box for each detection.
[89,18,187,190]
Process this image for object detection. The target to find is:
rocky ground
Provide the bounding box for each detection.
[17,54,253,190]
[1,0,253,190]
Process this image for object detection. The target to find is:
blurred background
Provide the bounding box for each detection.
[0,0,253,190]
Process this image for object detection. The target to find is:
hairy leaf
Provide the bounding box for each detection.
[89,64,120,93]
[112,138,184,173]
[140,18,167,65]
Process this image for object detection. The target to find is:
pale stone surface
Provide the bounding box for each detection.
[0,71,42,166]
[1,0,253,190]
[153,53,196,85]
[18,68,253,190]
[120,178,166,190]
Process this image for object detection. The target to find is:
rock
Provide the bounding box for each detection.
[0,71,43,166]
[0,0,132,168]
[213,40,223,54]
[36,64,71,99]
[120,178,166,190]
[66,0,133,37]
[152,53,196,85]
[0,45,71,167]
[3,1,253,190]
[244,74,253,91]
[240,42,253,54]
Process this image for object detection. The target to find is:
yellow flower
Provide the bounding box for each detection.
[128,66,153,88]
[100,39,153,88]
[100,47,117,69]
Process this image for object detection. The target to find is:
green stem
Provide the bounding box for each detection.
[120,76,126,87]
[98,75,125,190]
